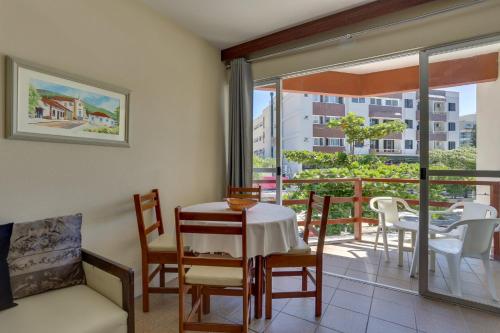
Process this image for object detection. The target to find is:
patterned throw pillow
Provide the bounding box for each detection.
[7,214,85,299]
[0,223,16,311]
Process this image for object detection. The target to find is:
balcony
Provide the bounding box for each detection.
[416,131,447,141]
[416,111,448,121]
[368,105,402,119]
[370,148,403,154]
[312,124,345,137]
[312,102,345,116]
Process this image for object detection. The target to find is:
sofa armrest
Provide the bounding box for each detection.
[82,249,134,333]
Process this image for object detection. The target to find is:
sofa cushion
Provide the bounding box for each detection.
[0,285,127,333]
[8,214,85,299]
[0,223,16,311]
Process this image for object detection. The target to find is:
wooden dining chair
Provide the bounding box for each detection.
[133,189,180,312]
[265,191,331,319]
[175,207,252,333]
[227,185,262,201]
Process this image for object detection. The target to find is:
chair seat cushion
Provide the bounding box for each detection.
[0,285,127,333]
[185,265,243,287]
[429,238,462,255]
[288,238,312,254]
[148,233,177,252]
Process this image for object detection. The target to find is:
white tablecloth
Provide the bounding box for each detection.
[182,202,298,258]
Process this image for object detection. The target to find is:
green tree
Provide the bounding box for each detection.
[253,155,275,168]
[283,150,382,169]
[112,106,120,125]
[28,84,41,118]
[429,146,476,170]
[327,112,406,154]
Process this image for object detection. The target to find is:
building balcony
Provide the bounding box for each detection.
[312,102,345,116]
[313,146,345,153]
[416,131,447,141]
[370,148,403,154]
[416,111,447,121]
[312,125,345,137]
[368,105,402,118]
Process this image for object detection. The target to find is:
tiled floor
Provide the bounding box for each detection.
[135,274,500,333]
[135,231,500,333]
[321,230,500,307]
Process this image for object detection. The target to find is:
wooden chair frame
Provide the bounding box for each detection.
[133,189,180,312]
[265,191,331,318]
[227,186,262,201]
[175,207,253,333]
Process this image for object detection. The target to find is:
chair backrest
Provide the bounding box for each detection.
[461,202,498,220]
[449,218,500,258]
[370,197,412,225]
[174,207,248,282]
[303,191,331,255]
[133,189,164,254]
[227,186,262,201]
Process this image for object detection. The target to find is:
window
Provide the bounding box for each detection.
[354,140,364,148]
[313,115,324,124]
[448,102,456,111]
[325,116,339,123]
[385,99,399,107]
[313,137,324,146]
[405,140,413,149]
[448,122,456,131]
[352,97,365,103]
[370,118,379,126]
[370,140,379,150]
[405,119,413,129]
[327,138,344,147]
[448,141,456,150]
[404,99,414,108]
[383,140,395,151]
[370,98,382,106]
[434,102,445,112]
[312,95,321,102]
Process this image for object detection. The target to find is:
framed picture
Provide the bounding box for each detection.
[5,57,130,147]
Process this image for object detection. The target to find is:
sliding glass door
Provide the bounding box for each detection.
[419,34,500,312]
[252,79,282,204]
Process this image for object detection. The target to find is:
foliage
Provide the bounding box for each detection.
[429,146,476,170]
[253,155,275,168]
[284,162,472,236]
[84,126,119,135]
[113,106,120,123]
[327,112,406,154]
[28,85,41,118]
[283,150,383,169]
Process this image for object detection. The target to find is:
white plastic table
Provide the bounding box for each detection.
[395,214,459,277]
[182,201,299,258]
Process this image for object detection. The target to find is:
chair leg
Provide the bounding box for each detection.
[178,284,185,333]
[315,265,323,317]
[265,265,273,319]
[381,224,390,262]
[197,286,202,322]
[374,226,380,251]
[302,267,308,291]
[142,261,149,312]
[398,229,404,267]
[482,254,499,302]
[202,294,211,314]
[159,264,165,288]
[446,254,462,297]
[243,283,249,332]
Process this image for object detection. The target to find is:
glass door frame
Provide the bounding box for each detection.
[254,78,283,204]
[418,32,500,313]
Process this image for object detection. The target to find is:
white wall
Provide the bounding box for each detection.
[0,0,226,293]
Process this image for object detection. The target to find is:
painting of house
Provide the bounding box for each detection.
[35,97,72,120]
[88,111,116,127]
[49,96,87,120]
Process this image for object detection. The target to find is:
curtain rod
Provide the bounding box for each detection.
[230,0,485,66]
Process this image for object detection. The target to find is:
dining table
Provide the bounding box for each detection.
[182,201,299,318]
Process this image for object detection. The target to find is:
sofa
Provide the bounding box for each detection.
[0,249,134,333]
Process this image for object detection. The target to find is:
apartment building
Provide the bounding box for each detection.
[459,114,476,147]
[253,90,460,176]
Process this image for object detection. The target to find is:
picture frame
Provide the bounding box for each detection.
[5,56,130,147]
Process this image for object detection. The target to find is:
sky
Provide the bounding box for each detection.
[253,84,478,118]
[32,78,120,113]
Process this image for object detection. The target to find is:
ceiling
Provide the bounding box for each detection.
[143,0,374,49]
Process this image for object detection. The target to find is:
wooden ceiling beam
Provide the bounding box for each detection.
[221,0,438,62]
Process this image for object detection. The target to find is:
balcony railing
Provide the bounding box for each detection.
[370,148,403,154]
[253,177,500,260]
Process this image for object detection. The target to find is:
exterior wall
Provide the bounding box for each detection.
[0,0,226,296]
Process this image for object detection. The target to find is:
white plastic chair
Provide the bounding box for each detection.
[370,197,417,262]
[429,218,500,301]
[430,202,498,239]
